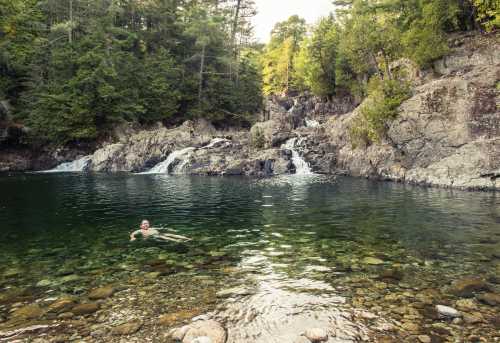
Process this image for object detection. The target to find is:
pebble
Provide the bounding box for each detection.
[88,286,115,300]
[417,335,431,343]
[476,292,500,306]
[435,305,460,318]
[362,257,385,265]
[72,303,99,315]
[111,320,143,335]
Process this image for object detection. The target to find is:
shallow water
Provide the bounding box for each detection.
[0,174,499,342]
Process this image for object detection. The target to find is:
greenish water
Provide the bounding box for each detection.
[0,174,499,342]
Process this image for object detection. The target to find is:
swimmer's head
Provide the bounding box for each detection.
[140,220,150,230]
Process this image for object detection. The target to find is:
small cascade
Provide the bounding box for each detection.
[42,156,92,173]
[305,118,320,128]
[142,138,232,175]
[282,138,313,175]
[142,147,195,174]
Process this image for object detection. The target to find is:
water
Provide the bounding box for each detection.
[142,138,231,175]
[0,174,499,341]
[41,155,92,173]
[282,137,313,175]
[142,147,196,174]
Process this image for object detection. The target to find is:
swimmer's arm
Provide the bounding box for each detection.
[130,230,141,241]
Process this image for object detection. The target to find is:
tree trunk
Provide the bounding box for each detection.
[198,44,206,112]
[68,0,73,44]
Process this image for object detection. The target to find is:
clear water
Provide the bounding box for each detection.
[0,174,499,342]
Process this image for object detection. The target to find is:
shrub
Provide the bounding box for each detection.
[349,77,411,147]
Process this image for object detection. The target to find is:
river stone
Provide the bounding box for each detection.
[178,320,226,343]
[463,312,484,324]
[112,321,142,335]
[302,328,328,342]
[36,279,52,287]
[88,286,115,300]
[436,305,460,318]
[449,278,488,297]
[362,257,385,265]
[12,304,44,319]
[476,292,500,306]
[455,298,477,311]
[47,298,76,313]
[72,303,99,315]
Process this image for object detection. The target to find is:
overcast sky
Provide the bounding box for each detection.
[252,0,336,43]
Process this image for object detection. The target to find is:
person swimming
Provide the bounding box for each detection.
[130,219,191,242]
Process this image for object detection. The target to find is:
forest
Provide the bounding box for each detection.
[0,0,498,146]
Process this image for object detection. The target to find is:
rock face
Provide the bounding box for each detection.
[313,34,500,190]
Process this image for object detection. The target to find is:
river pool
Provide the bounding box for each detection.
[0,174,499,342]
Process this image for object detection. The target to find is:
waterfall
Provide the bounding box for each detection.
[282,138,313,175]
[42,156,92,173]
[305,118,320,128]
[142,147,195,174]
[141,138,232,175]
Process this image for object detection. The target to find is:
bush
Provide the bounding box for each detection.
[251,127,266,149]
[349,77,411,147]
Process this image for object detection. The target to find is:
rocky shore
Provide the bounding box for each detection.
[1,34,499,191]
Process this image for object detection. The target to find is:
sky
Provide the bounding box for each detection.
[252,0,336,43]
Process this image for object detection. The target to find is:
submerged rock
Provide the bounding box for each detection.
[111,321,142,335]
[476,292,500,306]
[362,257,385,265]
[449,278,488,297]
[72,303,99,315]
[436,305,461,318]
[47,297,76,313]
[12,304,44,319]
[88,285,115,300]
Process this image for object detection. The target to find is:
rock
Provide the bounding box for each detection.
[435,305,461,318]
[455,298,477,311]
[476,292,500,306]
[379,269,403,281]
[449,278,488,297]
[401,322,420,333]
[171,320,226,343]
[12,304,44,319]
[58,312,74,320]
[72,303,99,316]
[302,328,328,342]
[36,279,52,287]
[111,321,142,336]
[47,298,76,313]
[463,312,483,324]
[88,286,115,300]
[362,257,385,265]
